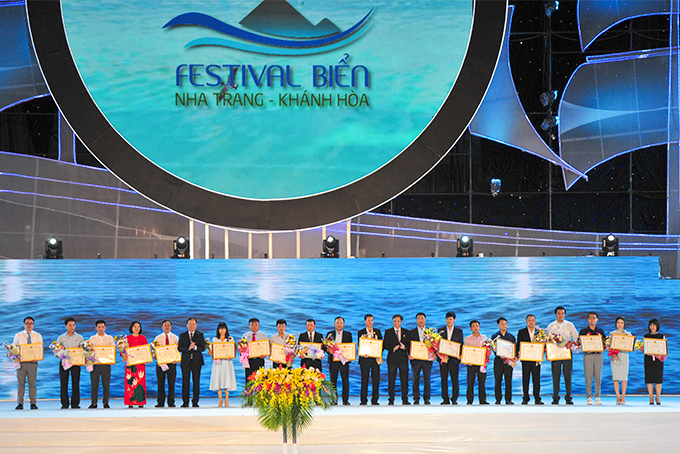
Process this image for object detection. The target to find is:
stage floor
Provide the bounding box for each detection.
[1,395,678,453]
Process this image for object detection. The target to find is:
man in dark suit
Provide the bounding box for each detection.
[298,319,324,372]
[437,311,464,405]
[358,314,382,405]
[326,316,352,405]
[410,312,433,405]
[178,317,205,407]
[383,314,410,405]
[517,314,543,404]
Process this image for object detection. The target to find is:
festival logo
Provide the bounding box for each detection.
[163,0,372,56]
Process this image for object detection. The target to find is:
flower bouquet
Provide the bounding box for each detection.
[570,338,581,354]
[549,332,568,347]
[282,334,297,366]
[491,338,516,367]
[605,336,619,363]
[480,336,493,373]
[50,341,71,369]
[297,344,325,361]
[533,328,548,343]
[238,338,250,369]
[323,337,348,365]
[423,328,445,361]
[3,343,21,370]
[360,331,383,364]
[150,340,170,371]
[634,340,644,352]
[81,341,99,372]
[242,367,336,453]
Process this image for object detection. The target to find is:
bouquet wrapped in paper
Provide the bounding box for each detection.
[323,336,348,365]
[533,328,548,343]
[634,340,644,352]
[238,338,250,369]
[423,328,445,361]
[605,336,619,363]
[491,337,516,367]
[49,341,71,369]
[81,341,99,372]
[297,344,325,361]
[150,340,169,371]
[4,342,22,370]
[480,336,493,373]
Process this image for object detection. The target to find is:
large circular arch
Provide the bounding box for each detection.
[26,0,507,231]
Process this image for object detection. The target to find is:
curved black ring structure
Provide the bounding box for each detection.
[26,0,507,231]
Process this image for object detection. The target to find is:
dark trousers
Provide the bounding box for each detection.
[181,362,202,406]
[329,361,350,404]
[156,363,177,406]
[521,361,541,402]
[388,361,409,403]
[90,364,111,406]
[271,362,290,369]
[360,360,380,404]
[551,358,573,402]
[466,365,487,404]
[440,359,460,403]
[411,360,433,403]
[59,363,81,408]
[494,357,513,403]
[301,358,322,372]
[244,358,265,386]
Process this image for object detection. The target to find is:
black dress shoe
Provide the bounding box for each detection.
[566,401,574,405]
[522,400,529,405]
[15,404,23,410]
[480,401,489,405]
[181,403,189,407]
[402,401,411,405]
[359,402,367,406]
[495,401,501,405]
[72,406,81,409]
[388,402,394,406]
[30,404,38,410]
[551,400,559,405]
[413,400,419,405]
[424,401,430,405]
[168,404,176,407]
[89,404,97,409]
[506,402,514,405]
[535,400,544,405]
[440,401,450,405]
[342,402,351,406]
[103,404,110,408]
[155,404,164,407]
[371,402,380,406]
[61,406,69,409]
[192,403,199,407]
[451,401,458,405]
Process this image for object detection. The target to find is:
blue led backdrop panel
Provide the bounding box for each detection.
[25,0,507,231]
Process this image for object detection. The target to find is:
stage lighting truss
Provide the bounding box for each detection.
[173,236,190,259]
[540,115,559,131]
[539,90,559,107]
[322,235,340,258]
[457,235,474,257]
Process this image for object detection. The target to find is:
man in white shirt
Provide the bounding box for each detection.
[242,318,268,385]
[88,320,115,409]
[13,316,42,410]
[546,306,579,405]
[56,317,84,409]
[154,320,179,407]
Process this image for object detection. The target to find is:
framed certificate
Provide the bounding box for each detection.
[410,341,430,361]
[155,345,181,365]
[610,333,635,352]
[67,348,86,366]
[496,338,516,359]
[19,344,44,362]
[644,338,668,356]
[358,338,384,358]
[546,343,571,361]
[438,339,461,358]
[519,342,544,362]
[333,343,356,362]
[126,344,152,366]
[249,339,270,358]
[212,342,235,360]
[92,346,116,365]
[461,346,486,366]
[580,335,604,353]
[270,343,288,363]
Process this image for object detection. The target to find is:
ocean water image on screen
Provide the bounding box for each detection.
[0,257,677,401]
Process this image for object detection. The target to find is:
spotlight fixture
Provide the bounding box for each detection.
[322,235,340,258]
[539,90,559,107]
[540,115,559,131]
[456,236,474,257]
[601,234,619,256]
[544,1,559,17]
[172,236,190,259]
[44,237,63,259]
[490,178,502,197]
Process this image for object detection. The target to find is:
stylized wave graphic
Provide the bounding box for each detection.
[163,10,372,55]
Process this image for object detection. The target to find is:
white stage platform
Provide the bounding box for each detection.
[1,396,678,453]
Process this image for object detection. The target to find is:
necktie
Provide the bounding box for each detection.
[190,332,193,343]
[165,334,169,345]
[27,333,32,344]
[396,329,400,339]
[252,332,256,341]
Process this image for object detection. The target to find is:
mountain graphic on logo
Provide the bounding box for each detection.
[240,0,341,39]
[163,1,372,56]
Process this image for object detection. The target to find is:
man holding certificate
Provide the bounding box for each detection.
[491,317,516,405]
[298,319,324,372]
[154,320,179,407]
[383,314,411,405]
[242,318,268,384]
[270,319,292,369]
[464,320,489,405]
[178,317,206,407]
[579,312,605,405]
[517,314,543,405]
[13,316,42,410]
[57,317,84,409]
[546,306,578,405]
[358,314,382,406]
[326,316,353,405]
[88,320,115,409]
[409,312,433,405]
[437,311,463,405]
